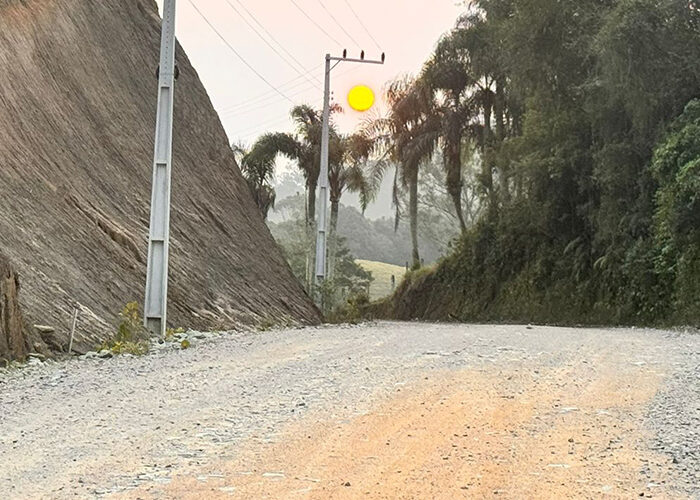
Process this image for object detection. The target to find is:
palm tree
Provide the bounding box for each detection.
[450,10,519,210]
[327,132,375,280]
[364,77,440,269]
[233,142,277,220]
[421,32,480,233]
[251,104,341,288]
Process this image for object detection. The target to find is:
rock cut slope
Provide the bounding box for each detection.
[0,0,319,357]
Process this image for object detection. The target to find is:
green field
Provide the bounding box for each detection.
[356,260,407,301]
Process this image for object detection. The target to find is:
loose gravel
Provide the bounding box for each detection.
[0,322,697,498]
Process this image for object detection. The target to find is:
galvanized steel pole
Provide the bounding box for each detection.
[313,51,385,307]
[314,54,332,304]
[144,0,177,336]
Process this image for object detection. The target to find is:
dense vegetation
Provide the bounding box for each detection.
[377,0,700,325]
[266,194,373,305]
[240,0,699,324]
[269,194,445,266]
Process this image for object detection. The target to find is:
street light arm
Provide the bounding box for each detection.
[329,57,384,65]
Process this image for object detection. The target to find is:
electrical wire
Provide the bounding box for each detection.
[288,0,344,47]
[187,0,294,104]
[342,0,383,51]
[218,66,322,114]
[222,0,321,89]
[220,83,318,118]
[315,0,362,48]
[219,63,360,116]
[231,0,322,85]
[230,115,296,138]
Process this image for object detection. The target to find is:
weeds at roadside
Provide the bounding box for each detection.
[326,292,371,324]
[98,302,150,356]
[257,317,277,332]
[164,327,185,342]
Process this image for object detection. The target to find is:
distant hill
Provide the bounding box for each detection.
[356,260,406,301]
[270,195,446,267]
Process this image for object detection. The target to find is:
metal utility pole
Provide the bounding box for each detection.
[144,0,177,336]
[314,50,385,306]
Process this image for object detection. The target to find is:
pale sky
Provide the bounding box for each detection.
[156,0,464,145]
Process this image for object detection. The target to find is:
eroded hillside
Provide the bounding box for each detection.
[0,0,319,358]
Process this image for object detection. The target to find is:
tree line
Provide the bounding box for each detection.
[234,104,376,300]
[387,0,699,324]
[240,0,700,323]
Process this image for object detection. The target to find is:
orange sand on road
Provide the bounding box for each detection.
[120,359,676,499]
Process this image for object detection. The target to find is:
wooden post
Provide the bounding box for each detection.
[68,307,78,355]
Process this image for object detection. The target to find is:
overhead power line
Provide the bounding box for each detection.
[315,0,362,48]
[218,66,323,113]
[231,0,322,85]
[187,0,294,104]
[219,72,320,114]
[220,83,318,118]
[342,0,383,51]
[222,0,321,89]
[288,0,344,47]
[219,64,360,117]
[230,115,295,138]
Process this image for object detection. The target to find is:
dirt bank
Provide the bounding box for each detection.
[0,0,319,357]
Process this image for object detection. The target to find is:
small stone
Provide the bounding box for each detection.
[33,325,55,334]
[343,482,351,487]
[559,407,579,414]
[97,350,113,359]
[262,472,285,479]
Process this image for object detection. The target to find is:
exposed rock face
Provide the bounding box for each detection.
[0,0,320,356]
[0,255,36,361]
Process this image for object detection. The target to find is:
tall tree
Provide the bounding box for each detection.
[421,32,478,232]
[327,132,375,281]
[233,142,277,220]
[365,77,440,269]
[252,105,326,288]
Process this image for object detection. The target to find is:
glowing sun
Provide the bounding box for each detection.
[348,85,375,112]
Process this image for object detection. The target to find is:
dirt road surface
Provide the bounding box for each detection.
[0,322,698,499]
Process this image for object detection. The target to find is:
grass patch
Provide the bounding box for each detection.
[355,260,407,301]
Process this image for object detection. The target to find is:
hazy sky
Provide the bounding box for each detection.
[155,0,464,145]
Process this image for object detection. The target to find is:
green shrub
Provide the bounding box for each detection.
[164,327,185,341]
[98,302,150,355]
[327,291,371,324]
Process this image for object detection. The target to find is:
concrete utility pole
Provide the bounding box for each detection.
[314,50,384,306]
[144,0,177,336]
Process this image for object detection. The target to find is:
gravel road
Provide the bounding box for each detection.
[0,322,697,499]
